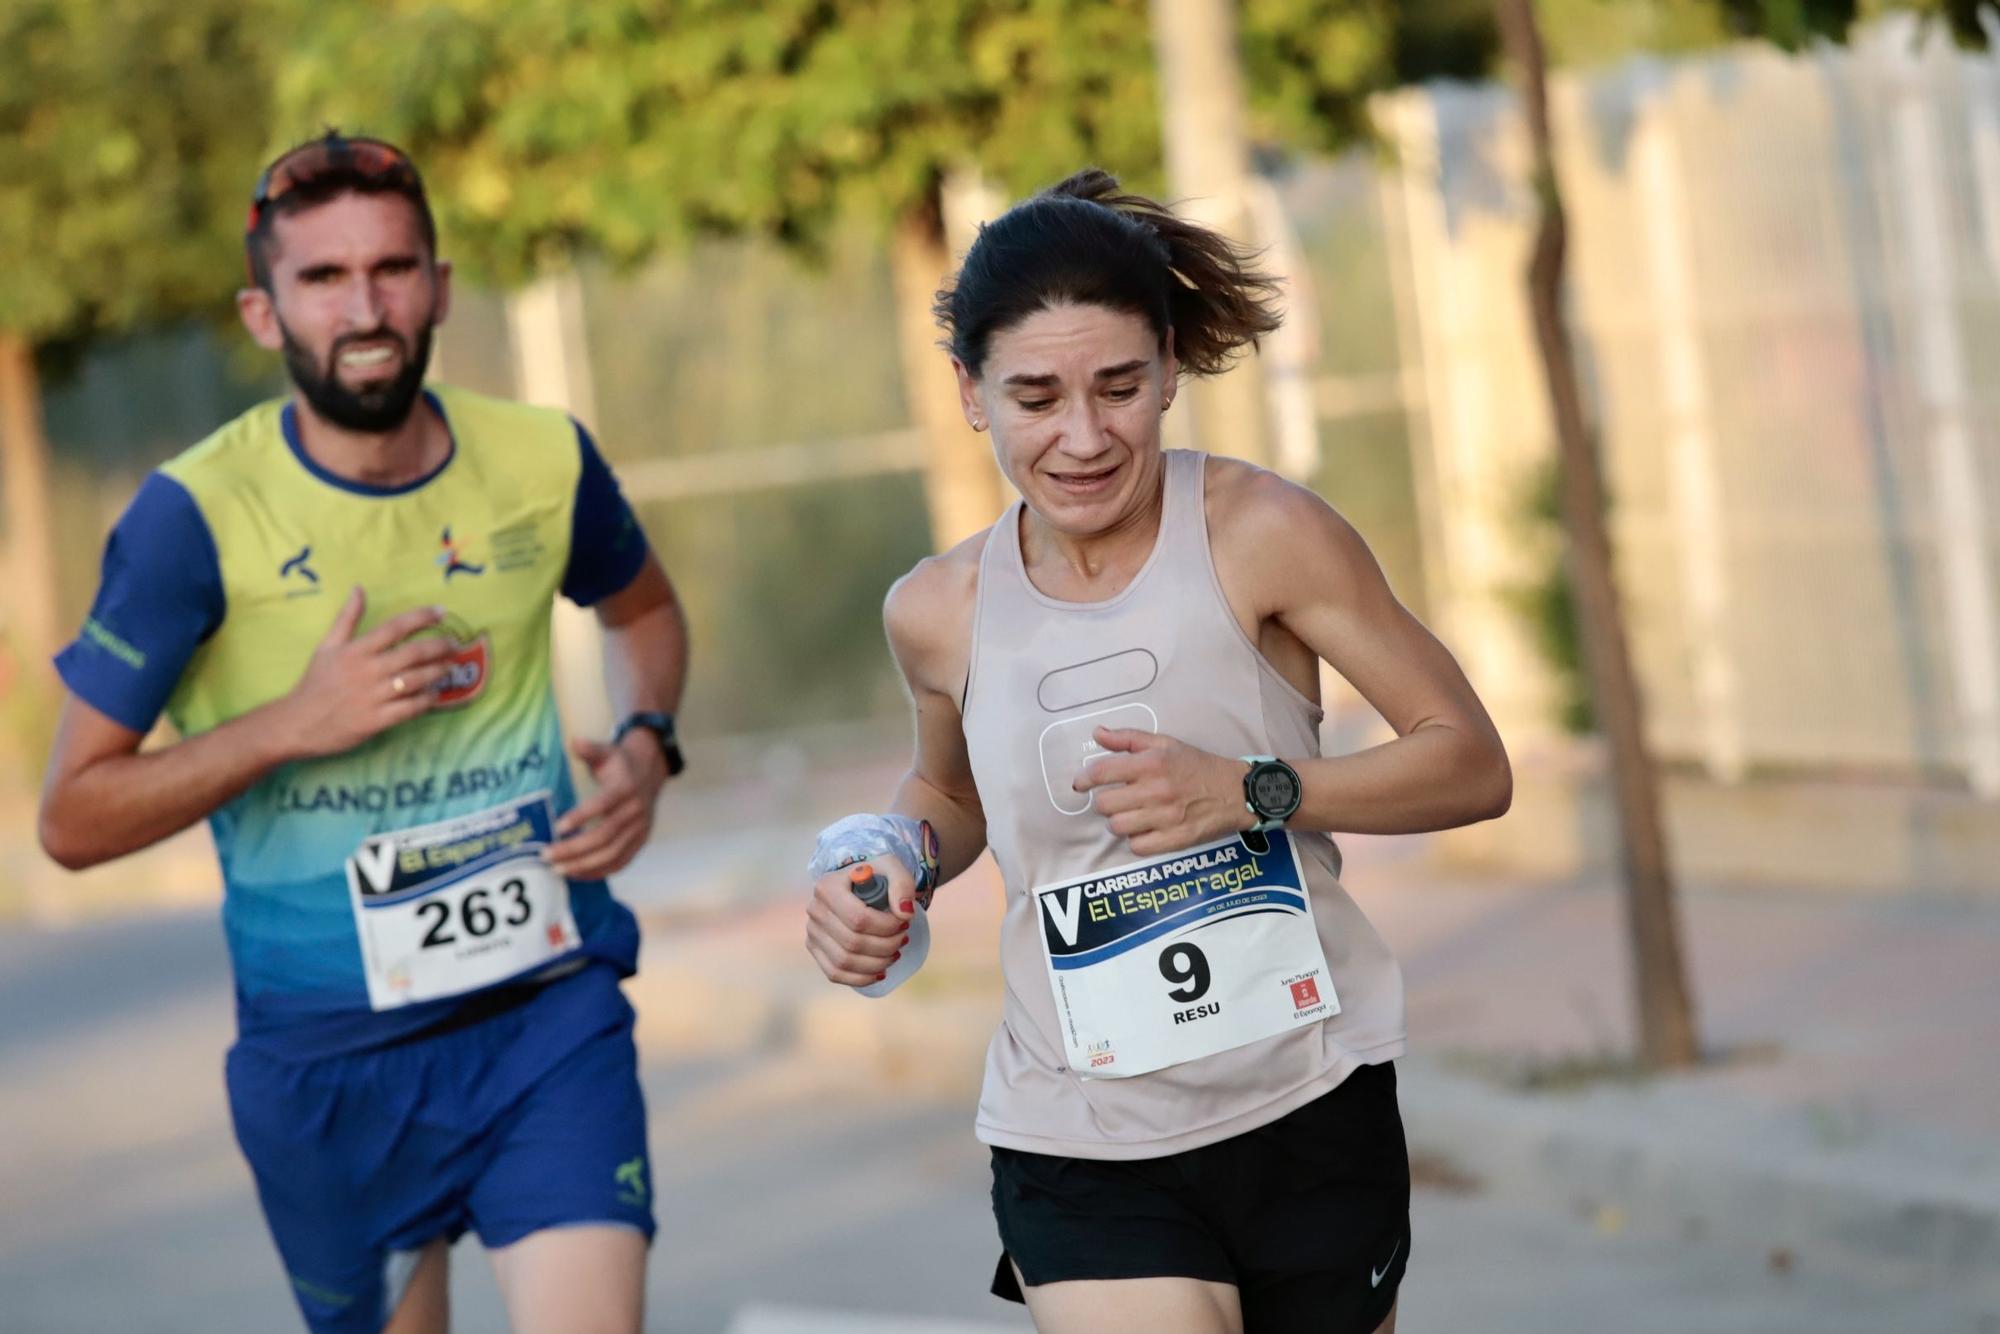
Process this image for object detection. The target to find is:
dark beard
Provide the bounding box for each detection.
[280,318,435,433]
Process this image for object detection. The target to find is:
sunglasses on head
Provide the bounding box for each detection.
[246,134,424,235]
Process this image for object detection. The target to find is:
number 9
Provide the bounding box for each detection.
[1159,943,1211,1003]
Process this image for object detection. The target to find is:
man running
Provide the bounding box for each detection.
[38,132,688,1334]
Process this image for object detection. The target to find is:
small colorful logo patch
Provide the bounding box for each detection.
[437,527,485,581]
[417,613,491,709]
[1289,977,1321,1010]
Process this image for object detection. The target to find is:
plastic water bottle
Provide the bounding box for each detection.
[845,861,930,998]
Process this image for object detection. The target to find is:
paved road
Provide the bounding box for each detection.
[2,911,1995,1333]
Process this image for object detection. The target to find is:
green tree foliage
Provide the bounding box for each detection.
[0,0,283,339]
[1849,0,1991,46]
[1537,0,1986,66]
[3,0,1979,329]
[0,0,287,734]
[273,1,1139,282]
[270,1,1513,283]
[1243,2,1496,148]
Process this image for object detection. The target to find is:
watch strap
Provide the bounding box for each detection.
[614,710,685,777]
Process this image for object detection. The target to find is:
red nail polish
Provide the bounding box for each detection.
[874,971,888,982]
[899,900,914,914]
[890,951,902,963]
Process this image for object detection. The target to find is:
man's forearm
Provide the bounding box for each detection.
[600,598,688,721]
[40,703,301,869]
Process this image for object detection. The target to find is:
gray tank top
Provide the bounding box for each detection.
[963,449,1406,1159]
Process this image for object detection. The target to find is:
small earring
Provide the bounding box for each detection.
[971,417,985,431]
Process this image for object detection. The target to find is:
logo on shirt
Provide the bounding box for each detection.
[80,617,147,670]
[280,545,319,584]
[614,1156,649,1207]
[419,613,492,708]
[490,519,547,574]
[1289,977,1322,1011]
[437,527,486,581]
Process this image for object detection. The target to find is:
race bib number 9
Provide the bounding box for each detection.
[346,791,580,1010]
[1035,830,1337,1079]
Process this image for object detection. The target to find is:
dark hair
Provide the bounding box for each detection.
[244,137,437,291]
[935,168,1282,379]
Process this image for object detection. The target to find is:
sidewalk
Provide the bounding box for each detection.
[1374,860,2000,1298]
[623,834,2000,1305]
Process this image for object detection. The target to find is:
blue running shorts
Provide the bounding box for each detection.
[225,962,654,1334]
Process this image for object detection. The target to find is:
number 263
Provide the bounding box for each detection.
[417,879,533,948]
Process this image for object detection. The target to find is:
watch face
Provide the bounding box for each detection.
[1252,766,1299,812]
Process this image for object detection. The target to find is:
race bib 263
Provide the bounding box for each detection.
[346,791,580,1010]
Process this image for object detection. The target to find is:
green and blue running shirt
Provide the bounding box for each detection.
[55,385,649,1057]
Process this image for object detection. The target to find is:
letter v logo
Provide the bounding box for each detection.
[1041,885,1083,949]
[351,838,398,896]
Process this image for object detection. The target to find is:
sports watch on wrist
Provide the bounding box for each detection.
[612,711,685,778]
[1241,755,1303,832]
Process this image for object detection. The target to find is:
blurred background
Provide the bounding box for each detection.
[2,2,1998,1331]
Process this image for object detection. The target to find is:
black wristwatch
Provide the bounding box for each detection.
[613,711,685,777]
[1241,755,1303,831]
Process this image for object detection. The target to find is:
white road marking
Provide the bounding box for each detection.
[726,1304,1027,1334]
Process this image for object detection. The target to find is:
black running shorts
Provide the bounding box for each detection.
[989,1061,1410,1333]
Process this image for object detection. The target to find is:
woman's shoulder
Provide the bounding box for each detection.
[887,526,985,620]
[882,525,988,692]
[1200,453,1340,537]
[1199,454,1375,603]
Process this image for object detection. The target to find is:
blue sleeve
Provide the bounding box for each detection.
[52,472,224,733]
[561,421,650,607]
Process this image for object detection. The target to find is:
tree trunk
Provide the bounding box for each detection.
[1496,0,1700,1069]
[1150,0,1273,468]
[890,195,1006,550]
[0,331,61,672]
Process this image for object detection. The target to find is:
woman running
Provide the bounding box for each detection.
[804,169,1512,1334]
